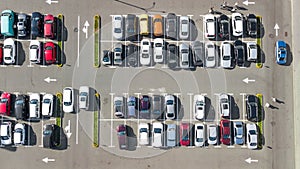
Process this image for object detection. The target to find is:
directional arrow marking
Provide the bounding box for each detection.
[274,23,280,36]
[42,157,56,163]
[44,77,57,83]
[64,120,72,139]
[82,21,90,39]
[45,0,58,5]
[245,157,258,164]
[243,77,256,84]
[243,0,255,6]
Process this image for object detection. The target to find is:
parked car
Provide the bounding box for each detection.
[0,44,2,63]
[43,124,59,149]
[152,122,163,147]
[246,95,258,122]
[207,124,218,145]
[204,14,215,39]
[102,50,112,66]
[3,38,16,64]
[114,96,124,118]
[153,38,164,63]
[219,93,230,118]
[234,40,245,67]
[125,14,137,40]
[192,41,204,67]
[275,40,287,65]
[29,93,40,120]
[138,123,149,145]
[44,42,56,64]
[195,123,205,147]
[167,44,178,69]
[140,39,151,65]
[44,14,55,39]
[246,123,257,149]
[233,121,244,145]
[15,95,28,120]
[246,14,257,37]
[14,123,26,145]
[151,95,163,119]
[113,43,123,65]
[193,94,205,120]
[112,15,123,40]
[126,43,138,67]
[1,10,15,36]
[218,14,229,39]
[17,13,28,37]
[31,12,43,37]
[179,16,189,40]
[167,124,176,147]
[205,42,216,68]
[220,119,231,145]
[139,14,149,36]
[0,121,12,145]
[165,95,175,120]
[117,124,127,149]
[140,95,150,119]
[42,94,54,117]
[232,13,243,36]
[247,42,257,61]
[127,96,136,118]
[79,86,89,110]
[220,41,232,68]
[166,13,177,39]
[29,40,41,63]
[0,92,11,116]
[179,43,190,69]
[63,87,74,113]
[180,123,190,146]
[153,14,163,37]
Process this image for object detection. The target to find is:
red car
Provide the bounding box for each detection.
[44,42,56,64]
[180,123,190,146]
[0,92,11,116]
[0,44,2,63]
[117,124,127,150]
[220,119,231,145]
[44,14,55,39]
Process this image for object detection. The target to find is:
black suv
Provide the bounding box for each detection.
[246,14,257,37]
[246,95,258,122]
[31,12,44,38]
[234,40,245,67]
[125,14,137,41]
[218,15,229,39]
[15,95,29,120]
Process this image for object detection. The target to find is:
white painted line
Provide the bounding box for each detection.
[41,119,44,146]
[201,93,207,96]
[109,66,117,69]
[241,93,246,122]
[108,145,115,148]
[214,145,222,148]
[76,96,79,144]
[40,65,47,68]
[187,146,195,148]
[227,145,235,148]
[136,145,141,148]
[38,145,43,147]
[110,93,114,147]
[227,93,234,96]
[241,145,248,148]
[27,65,34,67]
[14,65,21,67]
[77,16,80,68]
[187,93,193,96]
[0,65,7,67]
[40,92,46,95]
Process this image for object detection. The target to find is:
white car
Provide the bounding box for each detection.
[3,38,16,64]
[232,13,243,36]
[63,87,74,113]
[179,43,190,69]
[247,42,257,61]
[220,41,232,68]
[140,39,151,65]
[179,16,189,40]
[204,14,215,39]
[79,86,89,110]
[114,96,124,118]
[219,93,230,117]
[165,95,175,120]
[42,94,54,117]
[195,123,205,147]
[153,38,164,63]
[207,124,217,145]
[29,40,41,63]
[0,122,12,145]
[29,93,40,119]
[14,123,25,145]
[233,121,244,145]
[113,43,123,65]
[246,123,258,149]
[152,122,163,147]
[112,15,123,40]
[193,94,205,120]
[138,123,149,145]
[205,42,216,68]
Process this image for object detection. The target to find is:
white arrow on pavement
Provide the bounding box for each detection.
[274,23,280,36]
[82,21,90,39]
[45,0,58,5]
[245,157,258,164]
[44,77,57,83]
[64,120,72,138]
[243,77,256,84]
[42,157,56,163]
[243,0,255,6]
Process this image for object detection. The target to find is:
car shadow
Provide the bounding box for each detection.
[73,89,79,114]
[53,95,64,118]
[257,45,266,64]
[205,96,215,122]
[56,43,66,66]
[174,95,183,120]
[52,125,68,150]
[16,41,26,66]
[190,19,198,41]
[25,123,37,146]
[229,95,240,119]
[126,125,137,151]
[56,15,68,42]
[285,43,293,66]
[257,17,265,38]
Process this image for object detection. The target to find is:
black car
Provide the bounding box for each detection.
[247,14,257,37]
[31,12,44,38]
[167,44,178,69]
[126,44,138,67]
[43,124,60,149]
[15,95,29,120]
[246,95,258,122]
[218,15,229,39]
[125,14,137,41]
[166,13,178,40]
[234,40,245,67]
[192,41,204,66]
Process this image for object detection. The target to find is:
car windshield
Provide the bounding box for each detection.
[80,92,88,96]
[142,54,149,58]
[196,137,203,142]
[166,100,173,105]
[154,128,161,133]
[118,131,126,136]
[30,99,38,104]
[207,56,214,61]
[155,43,162,47]
[43,130,52,135]
[43,99,50,104]
[4,45,12,49]
[140,128,147,133]
[80,97,86,102]
[223,134,230,139]
[1,136,9,140]
[128,101,135,106]
[45,46,53,50]
[209,136,216,141]
[182,130,189,141]
[223,104,229,109]
[30,45,38,49]
[0,98,8,103]
[16,100,24,105]
[114,28,121,33]
[115,100,122,106]
[223,55,230,60]
[235,16,242,20]
[249,130,256,135]
[45,19,53,24]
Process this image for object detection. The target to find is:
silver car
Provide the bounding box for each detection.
[79,86,89,110]
[127,96,136,118]
[114,43,123,65]
[17,13,27,37]
[151,95,162,119]
[179,16,189,40]
[167,124,176,147]
[112,15,123,40]
[179,43,190,69]
[233,121,244,145]
[165,95,176,120]
[205,42,216,68]
[114,96,124,118]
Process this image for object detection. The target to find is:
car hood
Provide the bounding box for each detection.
[42,104,50,116]
[79,96,87,109]
[139,132,149,145]
[0,103,7,114]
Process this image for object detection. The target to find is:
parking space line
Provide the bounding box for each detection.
[109,93,115,147]
[174,93,180,126]
[214,145,221,148]
[227,145,235,148]
[187,93,193,146]
[214,93,220,123]
[77,16,80,67]
[76,94,79,144]
[240,93,246,122]
[123,93,128,125]
[40,118,44,147]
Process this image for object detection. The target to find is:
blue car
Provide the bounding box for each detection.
[275,40,287,65]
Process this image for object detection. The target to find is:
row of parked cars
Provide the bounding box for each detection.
[0,10,56,39]
[117,121,259,150]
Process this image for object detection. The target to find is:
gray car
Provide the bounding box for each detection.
[127,96,136,118]
[233,121,244,145]
[17,13,28,37]
[79,86,89,110]
[151,95,163,119]
[167,124,176,147]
